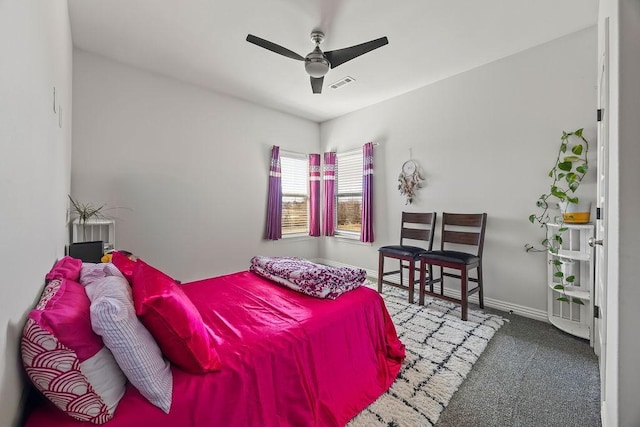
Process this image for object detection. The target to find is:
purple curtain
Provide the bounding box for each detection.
[265,145,282,240]
[309,154,321,237]
[322,152,336,236]
[360,142,374,242]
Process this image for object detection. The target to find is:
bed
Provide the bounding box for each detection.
[23,256,405,427]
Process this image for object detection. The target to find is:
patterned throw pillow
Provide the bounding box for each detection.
[85,273,173,413]
[21,279,126,424]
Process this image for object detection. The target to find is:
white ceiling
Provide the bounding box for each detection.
[68,0,598,123]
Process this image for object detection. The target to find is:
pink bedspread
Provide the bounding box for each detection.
[25,271,405,427]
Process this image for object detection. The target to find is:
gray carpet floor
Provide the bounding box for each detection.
[435,306,602,427]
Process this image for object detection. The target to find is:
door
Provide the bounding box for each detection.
[594,17,610,402]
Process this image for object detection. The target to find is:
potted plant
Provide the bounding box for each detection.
[68,195,109,241]
[525,128,590,304]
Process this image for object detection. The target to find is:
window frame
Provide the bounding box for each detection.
[280,150,310,237]
[334,148,363,238]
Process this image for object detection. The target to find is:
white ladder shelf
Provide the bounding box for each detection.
[546,223,594,345]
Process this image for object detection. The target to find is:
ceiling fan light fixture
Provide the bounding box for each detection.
[305,58,330,78]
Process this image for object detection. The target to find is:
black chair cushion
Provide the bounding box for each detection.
[379,245,428,258]
[419,250,480,265]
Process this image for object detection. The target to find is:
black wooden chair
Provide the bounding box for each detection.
[378,212,437,303]
[418,212,487,321]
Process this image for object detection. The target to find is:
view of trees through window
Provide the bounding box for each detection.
[282,196,308,234]
[281,153,309,235]
[337,196,361,232]
[336,151,362,233]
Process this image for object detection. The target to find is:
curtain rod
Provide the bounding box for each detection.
[330,142,380,155]
[281,142,379,157]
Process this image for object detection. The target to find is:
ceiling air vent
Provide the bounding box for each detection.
[330,76,355,90]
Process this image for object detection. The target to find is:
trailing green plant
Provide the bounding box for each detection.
[525,128,589,304]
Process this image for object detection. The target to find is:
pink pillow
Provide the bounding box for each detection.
[29,279,103,360]
[22,279,126,424]
[131,260,221,374]
[45,256,83,282]
[111,251,136,283]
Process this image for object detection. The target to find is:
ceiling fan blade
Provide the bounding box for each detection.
[310,76,324,94]
[325,36,389,68]
[246,34,305,61]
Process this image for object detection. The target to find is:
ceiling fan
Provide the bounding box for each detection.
[246,31,389,94]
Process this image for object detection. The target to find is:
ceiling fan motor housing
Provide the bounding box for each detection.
[305,46,330,77]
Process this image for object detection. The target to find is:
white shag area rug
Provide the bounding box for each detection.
[349,284,506,427]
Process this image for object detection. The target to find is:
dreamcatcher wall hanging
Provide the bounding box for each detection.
[398,158,424,204]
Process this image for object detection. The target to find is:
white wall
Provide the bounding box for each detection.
[72,51,320,282]
[0,1,73,426]
[320,27,597,317]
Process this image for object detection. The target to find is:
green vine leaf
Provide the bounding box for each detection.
[551,187,566,199]
[558,161,572,171]
[563,155,582,162]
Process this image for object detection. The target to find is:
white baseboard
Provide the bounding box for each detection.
[600,401,609,427]
[314,258,548,323]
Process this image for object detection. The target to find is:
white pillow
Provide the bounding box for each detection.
[85,274,173,413]
[80,262,126,287]
[80,263,109,287]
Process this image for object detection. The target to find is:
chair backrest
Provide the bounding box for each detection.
[440,212,488,256]
[400,212,437,250]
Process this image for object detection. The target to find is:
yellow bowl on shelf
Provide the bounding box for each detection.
[562,211,590,224]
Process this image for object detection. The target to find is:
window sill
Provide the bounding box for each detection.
[332,233,372,246]
[281,233,314,242]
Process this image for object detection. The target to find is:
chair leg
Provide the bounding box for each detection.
[399,260,404,289]
[377,252,384,294]
[461,266,468,321]
[419,260,426,306]
[477,264,484,309]
[408,260,415,304]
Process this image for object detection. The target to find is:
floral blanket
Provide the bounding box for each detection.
[249,256,366,299]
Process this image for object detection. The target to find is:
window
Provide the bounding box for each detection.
[336,150,362,234]
[280,152,308,235]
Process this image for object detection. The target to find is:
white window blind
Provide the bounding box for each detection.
[336,150,362,233]
[281,152,309,235]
